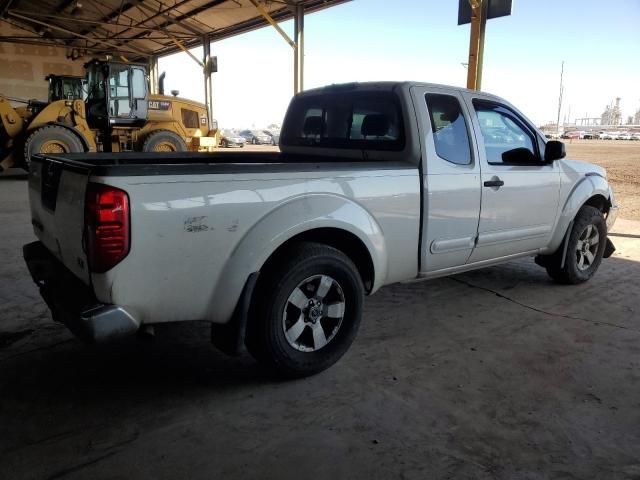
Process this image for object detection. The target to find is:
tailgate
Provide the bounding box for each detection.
[28,155,91,284]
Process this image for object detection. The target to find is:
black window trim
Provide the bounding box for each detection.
[472,98,544,166]
[425,92,474,167]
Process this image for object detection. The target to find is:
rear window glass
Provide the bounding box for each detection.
[281,91,404,151]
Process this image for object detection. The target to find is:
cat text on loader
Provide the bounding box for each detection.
[0,59,218,171]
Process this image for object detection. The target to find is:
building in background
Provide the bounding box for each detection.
[601,98,623,126]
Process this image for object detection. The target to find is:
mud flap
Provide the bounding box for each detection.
[211,272,259,356]
[603,238,616,258]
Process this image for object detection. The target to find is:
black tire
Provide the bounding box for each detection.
[246,242,364,378]
[221,140,228,148]
[142,130,187,152]
[23,125,84,170]
[544,206,607,284]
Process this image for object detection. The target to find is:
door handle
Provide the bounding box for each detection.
[483,178,504,188]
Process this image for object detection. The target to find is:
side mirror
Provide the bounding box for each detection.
[501,147,537,165]
[544,140,566,162]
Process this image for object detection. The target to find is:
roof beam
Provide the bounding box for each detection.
[6,10,196,36]
[249,0,295,48]
[0,35,146,57]
[135,1,205,36]
[7,10,152,57]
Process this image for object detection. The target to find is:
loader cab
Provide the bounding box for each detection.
[84,60,148,130]
[46,75,86,102]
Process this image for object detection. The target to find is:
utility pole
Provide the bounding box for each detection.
[556,61,564,136]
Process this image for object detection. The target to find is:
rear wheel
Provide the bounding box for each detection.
[142,130,187,152]
[246,242,364,377]
[221,140,228,148]
[543,206,607,284]
[23,125,84,170]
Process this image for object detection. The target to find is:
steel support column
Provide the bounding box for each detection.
[293,5,304,94]
[203,34,214,131]
[465,0,487,90]
[149,55,159,94]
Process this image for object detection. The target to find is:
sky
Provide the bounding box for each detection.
[158,0,640,129]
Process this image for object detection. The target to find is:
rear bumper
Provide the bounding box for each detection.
[23,241,140,342]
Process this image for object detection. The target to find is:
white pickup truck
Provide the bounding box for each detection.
[24,82,618,377]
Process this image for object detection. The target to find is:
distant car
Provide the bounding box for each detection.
[631,133,640,141]
[263,130,281,145]
[617,132,632,141]
[561,131,581,139]
[219,130,246,148]
[582,132,595,139]
[599,132,616,140]
[239,130,272,145]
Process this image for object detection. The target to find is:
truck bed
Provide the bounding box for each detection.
[34,151,390,177]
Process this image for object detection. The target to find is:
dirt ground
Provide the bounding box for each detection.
[1,168,640,477]
[564,140,640,221]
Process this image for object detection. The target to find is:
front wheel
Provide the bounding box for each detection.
[23,125,84,170]
[543,205,607,284]
[246,242,364,377]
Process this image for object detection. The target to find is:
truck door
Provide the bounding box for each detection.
[411,86,482,273]
[463,95,560,263]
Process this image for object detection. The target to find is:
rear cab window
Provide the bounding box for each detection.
[425,93,472,165]
[281,91,405,151]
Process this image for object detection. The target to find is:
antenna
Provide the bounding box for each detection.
[556,61,564,135]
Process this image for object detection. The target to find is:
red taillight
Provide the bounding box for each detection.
[85,183,130,273]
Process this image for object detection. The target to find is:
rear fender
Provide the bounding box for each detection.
[206,194,387,324]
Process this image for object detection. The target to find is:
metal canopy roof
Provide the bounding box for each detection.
[0,0,349,62]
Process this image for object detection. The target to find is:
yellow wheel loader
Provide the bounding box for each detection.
[0,59,218,171]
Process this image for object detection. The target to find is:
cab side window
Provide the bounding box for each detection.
[473,100,541,165]
[425,94,472,165]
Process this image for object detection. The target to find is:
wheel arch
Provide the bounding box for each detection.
[206,194,388,325]
[545,175,613,254]
[260,227,375,293]
[582,193,611,213]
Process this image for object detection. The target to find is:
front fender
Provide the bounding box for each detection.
[206,194,388,324]
[546,174,612,253]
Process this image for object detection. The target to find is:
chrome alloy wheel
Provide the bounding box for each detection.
[282,275,346,352]
[576,224,600,271]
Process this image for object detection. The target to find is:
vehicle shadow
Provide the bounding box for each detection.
[0,321,269,393]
